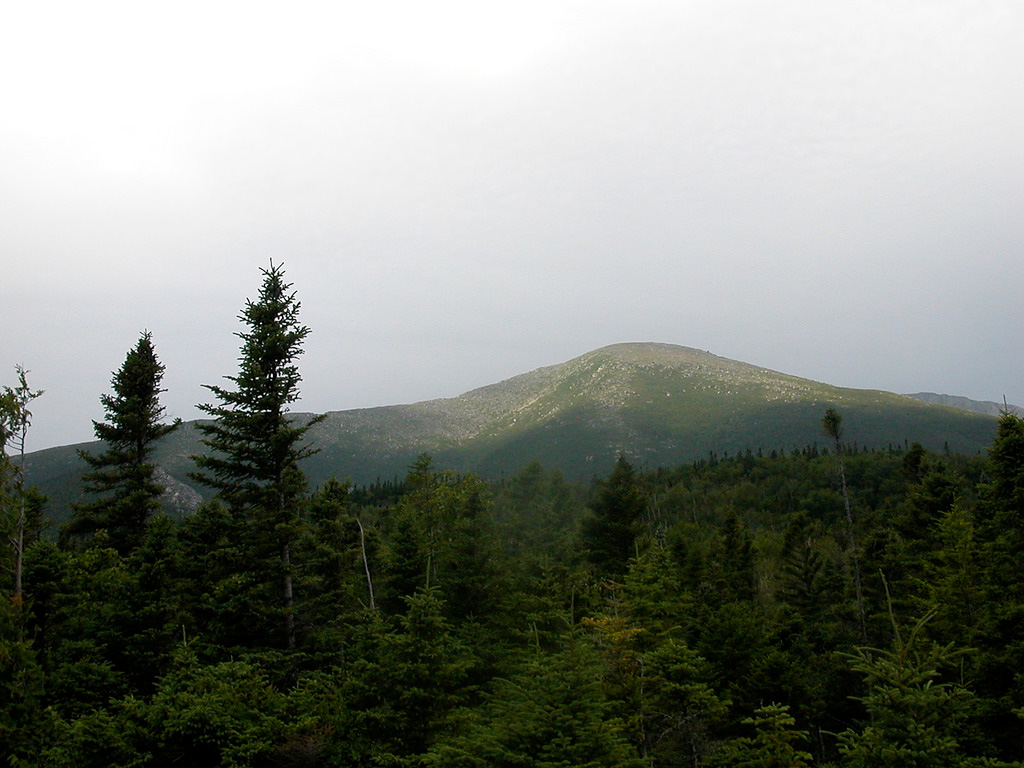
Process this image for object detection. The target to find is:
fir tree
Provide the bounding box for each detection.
[970,409,1024,756]
[68,332,178,553]
[835,611,988,768]
[581,455,646,575]
[191,262,323,650]
[712,703,812,768]
[425,629,644,768]
[978,409,1024,547]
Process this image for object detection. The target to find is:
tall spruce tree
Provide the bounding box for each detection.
[191,262,323,650]
[68,332,179,553]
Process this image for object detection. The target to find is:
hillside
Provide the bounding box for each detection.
[25,342,998,521]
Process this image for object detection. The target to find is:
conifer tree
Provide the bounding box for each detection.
[191,262,323,650]
[68,332,179,553]
[978,409,1024,546]
[779,512,826,618]
[581,455,645,575]
[713,703,812,768]
[835,611,986,768]
[379,460,499,621]
[299,477,378,625]
[425,629,644,768]
[970,409,1024,756]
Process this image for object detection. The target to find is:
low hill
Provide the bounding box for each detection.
[25,342,998,522]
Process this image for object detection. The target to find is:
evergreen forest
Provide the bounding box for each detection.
[4,264,1024,767]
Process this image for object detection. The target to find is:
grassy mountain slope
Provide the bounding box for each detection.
[414,342,996,478]
[26,342,997,522]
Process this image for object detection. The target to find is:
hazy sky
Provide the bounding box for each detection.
[3,0,1022,452]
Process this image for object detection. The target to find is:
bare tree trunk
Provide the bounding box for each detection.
[12,510,23,602]
[11,411,28,603]
[823,408,867,643]
[837,448,867,643]
[283,540,295,649]
[277,480,297,650]
[355,517,376,610]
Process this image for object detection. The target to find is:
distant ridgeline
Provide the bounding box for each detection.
[26,343,1000,522]
[906,391,1024,418]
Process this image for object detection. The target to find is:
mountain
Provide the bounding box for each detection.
[906,392,1023,418]
[25,342,998,522]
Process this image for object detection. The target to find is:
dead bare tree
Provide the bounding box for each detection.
[823,407,867,643]
[1,366,43,603]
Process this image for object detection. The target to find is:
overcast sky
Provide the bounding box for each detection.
[3,0,1022,452]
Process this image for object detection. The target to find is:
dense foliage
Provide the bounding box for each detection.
[4,422,1023,766]
[4,271,1023,766]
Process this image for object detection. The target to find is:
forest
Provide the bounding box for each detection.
[3,264,1024,767]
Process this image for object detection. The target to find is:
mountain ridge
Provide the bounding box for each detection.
[905,391,1023,418]
[25,342,1001,521]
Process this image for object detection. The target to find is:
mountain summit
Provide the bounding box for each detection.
[313,341,990,479]
[27,342,997,518]
[202,342,998,484]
